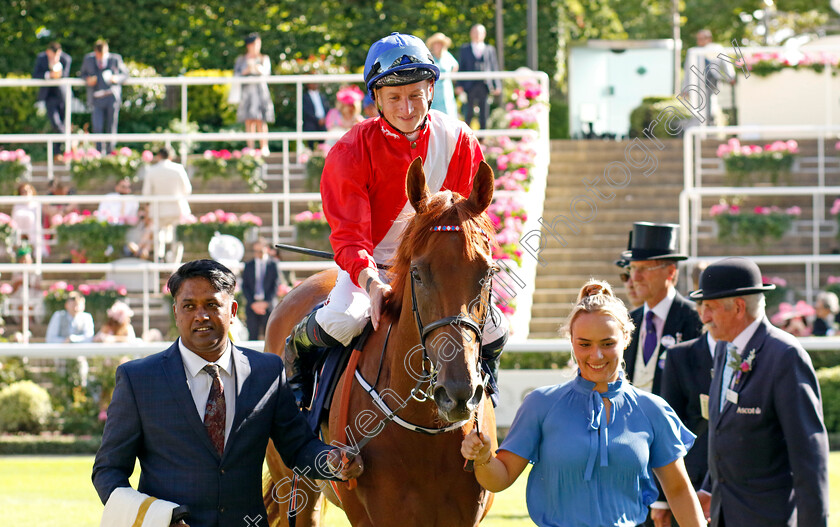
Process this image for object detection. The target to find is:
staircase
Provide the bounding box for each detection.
[528,139,688,338]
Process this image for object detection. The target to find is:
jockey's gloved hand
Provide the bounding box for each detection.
[358,267,391,331]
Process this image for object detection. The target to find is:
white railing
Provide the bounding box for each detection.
[0,70,549,173]
[680,124,840,304]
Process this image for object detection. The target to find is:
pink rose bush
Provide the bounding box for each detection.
[43,279,128,324]
[68,147,151,189]
[716,138,798,185]
[710,200,800,248]
[0,148,32,194]
[177,209,262,251]
[191,148,266,193]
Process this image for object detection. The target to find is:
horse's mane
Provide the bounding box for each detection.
[384,189,497,318]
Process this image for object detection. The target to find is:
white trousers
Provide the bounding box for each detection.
[315,269,509,347]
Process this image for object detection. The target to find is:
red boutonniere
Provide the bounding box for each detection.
[728,348,756,384]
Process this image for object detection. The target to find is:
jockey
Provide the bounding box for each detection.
[286,32,508,405]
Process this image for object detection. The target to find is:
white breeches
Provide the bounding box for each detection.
[315,269,509,347]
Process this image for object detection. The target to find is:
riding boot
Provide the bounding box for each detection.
[480,334,506,407]
[285,311,341,407]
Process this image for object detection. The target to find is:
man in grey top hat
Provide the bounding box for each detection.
[693,257,828,527]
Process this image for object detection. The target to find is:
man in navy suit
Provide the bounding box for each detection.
[456,24,501,129]
[693,257,828,527]
[93,259,362,527]
[241,238,285,340]
[79,39,129,153]
[621,222,702,527]
[33,41,72,157]
[302,80,330,149]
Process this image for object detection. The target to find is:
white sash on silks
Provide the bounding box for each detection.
[372,112,467,266]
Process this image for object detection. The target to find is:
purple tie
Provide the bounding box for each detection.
[203,364,226,456]
[643,311,658,363]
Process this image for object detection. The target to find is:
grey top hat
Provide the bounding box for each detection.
[621,222,688,262]
[689,257,776,301]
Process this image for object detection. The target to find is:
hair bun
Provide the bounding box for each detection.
[577,279,614,303]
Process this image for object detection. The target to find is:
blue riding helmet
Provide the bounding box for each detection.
[363,33,440,98]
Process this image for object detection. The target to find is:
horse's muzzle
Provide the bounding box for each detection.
[433,382,483,422]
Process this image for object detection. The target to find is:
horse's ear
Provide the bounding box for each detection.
[406,157,430,213]
[465,161,494,214]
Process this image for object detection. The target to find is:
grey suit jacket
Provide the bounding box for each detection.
[624,291,702,394]
[92,340,334,527]
[706,319,828,527]
[79,52,129,107]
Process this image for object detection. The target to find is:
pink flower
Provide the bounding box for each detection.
[785,140,798,153]
[118,147,133,157]
[180,213,197,224]
[203,150,213,159]
[118,287,128,296]
[219,149,232,160]
[233,150,243,159]
[828,276,840,285]
[727,138,741,150]
[295,211,314,222]
[0,283,12,295]
[78,284,91,295]
[754,206,770,215]
[831,198,840,216]
[785,206,801,216]
[98,409,108,422]
[66,284,74,292]
[141,150,154,162]
[710,204,728,217]
[0,150,10,162]
[239,212,262,226]
[200,212,218,223]
[716,144,731,158]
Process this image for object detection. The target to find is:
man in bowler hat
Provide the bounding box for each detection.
[693,257,828,526]
[621,222,702,527]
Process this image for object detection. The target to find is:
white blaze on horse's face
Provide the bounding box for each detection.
[404,157,496,423]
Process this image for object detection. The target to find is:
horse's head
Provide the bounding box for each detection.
[387,157,497,423]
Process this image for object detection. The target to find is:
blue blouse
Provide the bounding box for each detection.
[499,372,694,527]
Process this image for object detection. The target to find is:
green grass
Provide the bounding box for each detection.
[1,454,839,526]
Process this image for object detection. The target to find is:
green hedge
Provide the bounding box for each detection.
[819,366,840,434]
[629,96,690,139]
[0,434,101,455]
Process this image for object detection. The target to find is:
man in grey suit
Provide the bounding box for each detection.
[79,39,129,154]
[456,23,501,129]
[93,259,362,526]
[692,257,828,527]
[33,41,72,157]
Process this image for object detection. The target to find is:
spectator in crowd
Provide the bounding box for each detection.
[692,257,828,526]
[79,39,129,154]
[9,245,42,326]
[682,29,736,127]
[615,257,643,309]
[241,238,283,340]
[324,85,365,143]
[11,183,41,249]
[234,32,274,155]
[813,291,839,336]
[141,146,191,260]
[94,301,136,343]
[92,259,362,527]
[456,23,501,129]
[770,300,814,337]
[461,279,706,527]
[302,77,330,149]
[124,206,154,259]
[426,32,459,118]
[45,290,94,343]
[96,177,139,224]
[33,41,72,159]
[622,222,702,395]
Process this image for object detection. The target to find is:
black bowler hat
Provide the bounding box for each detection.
[689,257,776,301]
[621,222,687,262]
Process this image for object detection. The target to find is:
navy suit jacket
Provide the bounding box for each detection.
[302,90,330,132]
[624,292,702,394]
[92,341,333,527]
[242,258,282,308]
[706,319,828,527]
[457,43,501,93]
[33,51,72,101]
[660,334,713,489]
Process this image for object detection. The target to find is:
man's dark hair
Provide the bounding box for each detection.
[48,42,62,52]
[168,259,236,299]
[156,146,174,159]
[94,39,108,53]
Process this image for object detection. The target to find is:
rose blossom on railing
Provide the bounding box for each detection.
[710,200,800,248]
[715,138,798,185]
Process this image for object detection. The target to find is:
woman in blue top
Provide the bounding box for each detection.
[426,33,459,118]
[462,280,706,527]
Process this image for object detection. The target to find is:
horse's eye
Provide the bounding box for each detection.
[411,266,422,284]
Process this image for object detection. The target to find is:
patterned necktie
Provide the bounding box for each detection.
[642,310,658,363]
[202,364,226,455]
[720,343,736,412]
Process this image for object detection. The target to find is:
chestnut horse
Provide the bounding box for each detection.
[262,158,499,526]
